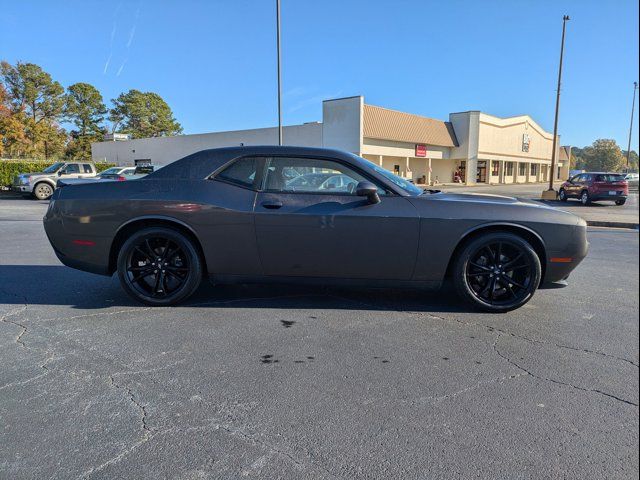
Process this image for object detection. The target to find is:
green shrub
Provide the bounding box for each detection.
[0,160,117,187]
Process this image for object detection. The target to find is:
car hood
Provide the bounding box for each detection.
[424,192,522,204]
[409,191,585,226]
[18,171,49,177]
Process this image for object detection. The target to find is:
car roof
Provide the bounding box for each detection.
[148,146,365,180]
[581,172,625,175]
[146,145,408,195]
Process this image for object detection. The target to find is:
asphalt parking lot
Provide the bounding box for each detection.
[1,198,638,479]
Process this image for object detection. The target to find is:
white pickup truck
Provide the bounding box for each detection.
[12,161,99,200]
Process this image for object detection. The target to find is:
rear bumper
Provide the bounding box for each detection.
[589,192,627,201]
[43,202,112,277]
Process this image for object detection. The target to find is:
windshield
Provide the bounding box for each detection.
[42,162,65,173]
[354,156,423,195]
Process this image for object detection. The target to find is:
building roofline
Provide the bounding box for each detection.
[364,102,448,123]
[322,95,363,103]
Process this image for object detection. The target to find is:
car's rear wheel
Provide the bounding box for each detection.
[580,190,591,206]
[452,232,541,312]
[117,227,203,306]
[615,198,626,206]
[558,188,568,202]
[33,182,53,200]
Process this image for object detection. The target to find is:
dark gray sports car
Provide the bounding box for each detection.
[43,146,588,312]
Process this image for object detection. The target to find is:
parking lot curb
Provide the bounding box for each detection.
[586,220,639,230]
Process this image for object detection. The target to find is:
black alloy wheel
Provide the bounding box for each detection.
[453,232,541,312]
[117,227,203,306]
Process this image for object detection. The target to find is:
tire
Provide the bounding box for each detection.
[580,190,591,206]
[558,188,568,202]
[615,199,626,206]
[33,182,54,200]
[452,232,542,313]
[117,227,203,306]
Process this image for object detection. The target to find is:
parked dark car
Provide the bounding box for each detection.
[559,172,629,205]
[43,146,588,312]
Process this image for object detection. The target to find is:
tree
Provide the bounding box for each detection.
[64,83,106,136]
[109,89,182,138]
[0,61,64,123]
[581,139,625,172]
[0,83,29,157]
[64,83,107,159]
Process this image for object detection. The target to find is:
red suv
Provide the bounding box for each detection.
[559,172,628,206]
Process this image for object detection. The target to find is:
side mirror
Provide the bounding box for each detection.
[57,170,65,176]
[356,181,380,204]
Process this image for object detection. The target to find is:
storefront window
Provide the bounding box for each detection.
[491,161,499,176]
[505,162,514,176]
[518,163,527,176]
[530,164,538,176]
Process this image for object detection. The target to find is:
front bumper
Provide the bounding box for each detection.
[12,185,32,193]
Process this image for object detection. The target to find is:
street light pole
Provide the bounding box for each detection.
[625,81,638,168]
[544,15,570,197]
[276,0,283,146]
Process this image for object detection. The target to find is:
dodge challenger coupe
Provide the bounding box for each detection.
[43,146,588,312]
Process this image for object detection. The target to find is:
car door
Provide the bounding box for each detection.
[253,155,420,280]
[566,174,583,197]
[59,163,82,179]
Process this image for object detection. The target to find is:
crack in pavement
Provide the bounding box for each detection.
[0,352,55,391]
[416,373,527,405]
[164,419,341,479]
[492,333,639,408]
[1,305,28,348]
[323,294,639,368]
[80,375,156,479]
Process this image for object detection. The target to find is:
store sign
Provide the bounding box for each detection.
[415,144,427,157]
[522,134,531,153]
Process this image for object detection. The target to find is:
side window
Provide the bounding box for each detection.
[262,156,381,195]
[82,164,93,173]
[215,157,259,189]
[65,164,80,174]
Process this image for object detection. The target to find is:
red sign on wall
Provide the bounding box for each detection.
[415,144,427,157]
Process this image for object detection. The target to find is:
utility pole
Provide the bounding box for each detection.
[543,15,570,199]
[276,0,283,146]
[626,81,638,168]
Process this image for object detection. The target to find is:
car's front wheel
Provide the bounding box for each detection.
[452,232,542,312]
[558,188,568,202]
[117,227,203,306]
[33,182,53,200]
[615,199,626,206]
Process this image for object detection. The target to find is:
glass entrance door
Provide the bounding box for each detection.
[477,161,487,183]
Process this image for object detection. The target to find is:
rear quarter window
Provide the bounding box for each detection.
[215,157,259,189]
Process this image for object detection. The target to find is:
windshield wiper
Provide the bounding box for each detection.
[422,188,442,195]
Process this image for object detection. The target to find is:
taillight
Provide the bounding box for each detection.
[117,175,126,181]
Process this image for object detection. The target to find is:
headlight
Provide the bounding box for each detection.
[21,176,31,185]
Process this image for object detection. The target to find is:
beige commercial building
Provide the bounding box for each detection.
[92,96,570,185]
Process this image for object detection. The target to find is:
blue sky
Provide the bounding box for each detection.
[1,0,638,150]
